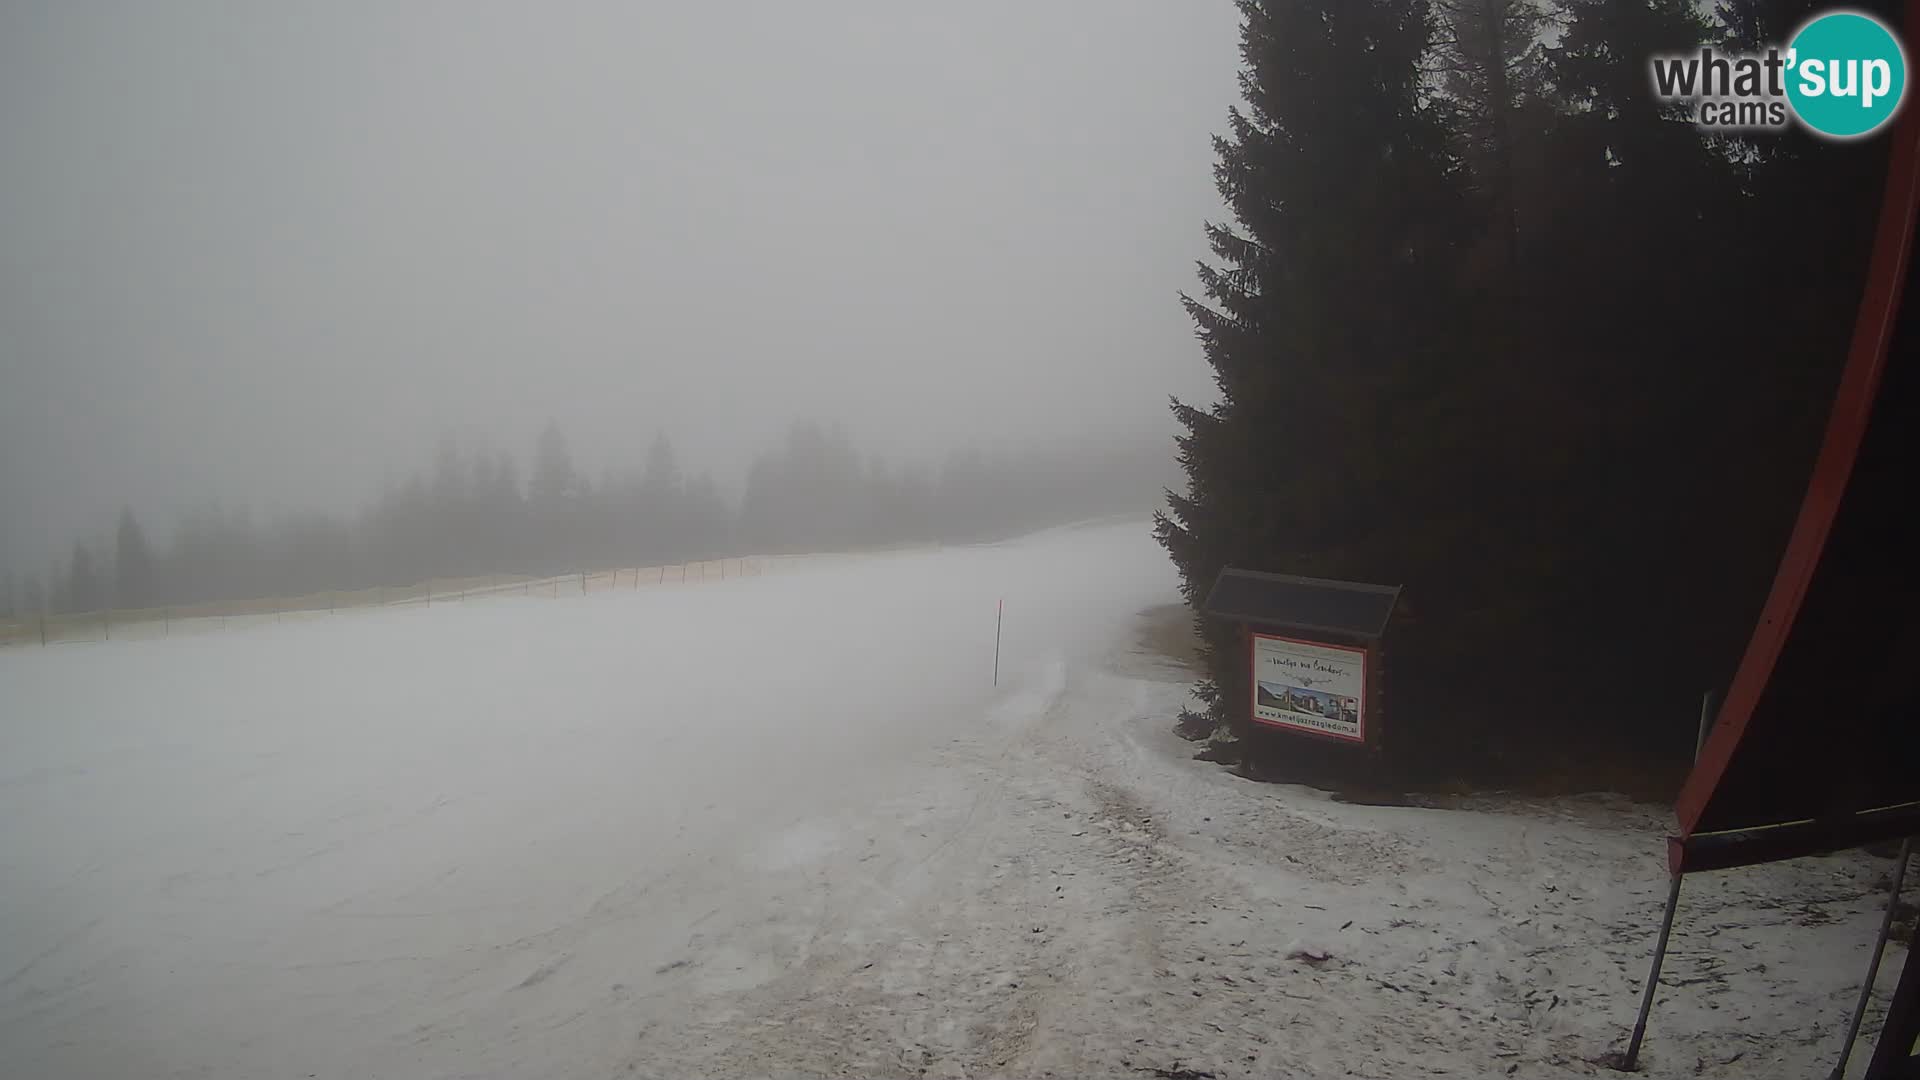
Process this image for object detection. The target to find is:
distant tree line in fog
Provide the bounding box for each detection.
[0,421,1175,617]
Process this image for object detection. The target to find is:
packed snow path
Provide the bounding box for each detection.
[0,520,1903,1078]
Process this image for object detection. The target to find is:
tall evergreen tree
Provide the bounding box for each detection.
[635,433,685,560]
[66,543,102,613]
[114,507,156,609]
[1431,0,1549,270]
[1528,0,1804,715]
[1156,0,1469,773]
[640,433,682,497]
[682,472,730,557]
[1153,0,1888,784]
[529,420,583,570]
[531,420,577,502]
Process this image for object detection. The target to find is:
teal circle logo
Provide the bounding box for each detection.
[1786,11,1908,139]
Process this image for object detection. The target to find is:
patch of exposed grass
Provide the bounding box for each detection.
[1133,603,1202,672]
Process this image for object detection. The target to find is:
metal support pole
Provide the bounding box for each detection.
[1832,837,1914,1080]
[1623,873,1685,1070]
[1866,887,1920,1078]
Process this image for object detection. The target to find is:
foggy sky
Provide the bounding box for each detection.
[0,2,1238,577]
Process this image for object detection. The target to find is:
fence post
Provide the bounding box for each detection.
[104,609,111,641]
[581,571,587,596]
[164,607,170,636]
[39,610,47,646]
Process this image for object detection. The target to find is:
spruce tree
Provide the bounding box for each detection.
[531,420,580,570]
[638,433,685,561]
[114,508,156,609]
[1156,0,1467,772]
[1431,0,1548,270]
[531,420,577,502]
[66,543,102,614]
[641,433,682,497]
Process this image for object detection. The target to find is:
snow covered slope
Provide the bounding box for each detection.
[0,519,1902,1078]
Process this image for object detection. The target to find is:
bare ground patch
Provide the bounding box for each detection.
[1129,604,1203,677]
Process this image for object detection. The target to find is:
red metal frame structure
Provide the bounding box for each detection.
[1623,12,1920,1070]
[1671,55,1920,874]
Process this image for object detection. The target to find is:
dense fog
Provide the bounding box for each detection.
[0,3,1239,607]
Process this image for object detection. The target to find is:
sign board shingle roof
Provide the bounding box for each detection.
[1201,567,1400,640]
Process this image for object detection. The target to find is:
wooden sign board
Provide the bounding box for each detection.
[1203,568,1399,750]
